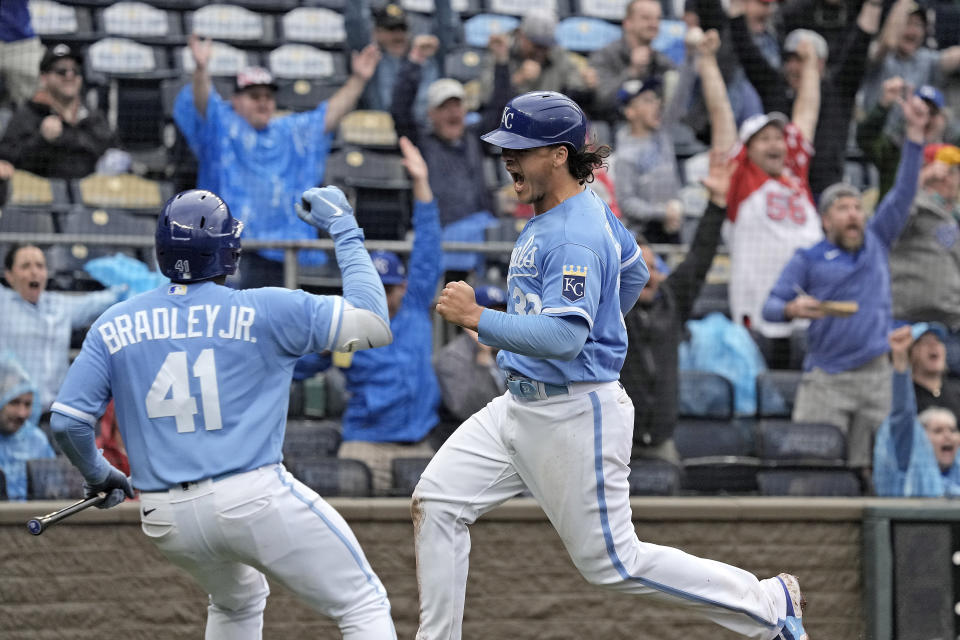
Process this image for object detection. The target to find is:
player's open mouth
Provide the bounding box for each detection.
[510,171,525,192]
[28,280,41,290]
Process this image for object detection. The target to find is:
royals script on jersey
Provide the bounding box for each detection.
[725,123,824,338]
[52,282,345,491]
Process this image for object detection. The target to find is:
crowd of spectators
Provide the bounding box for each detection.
[2,0,960,499]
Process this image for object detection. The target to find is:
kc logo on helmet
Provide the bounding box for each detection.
[562,265,587,302]
[501,108,515,129]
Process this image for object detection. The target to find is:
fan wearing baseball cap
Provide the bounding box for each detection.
[172,33,381,288]
[889,142,960,374]
[856,79,950,199]
[728,0,883,196]
[696,29,823,352]
[0,42,121,180]
[763,94,929,474]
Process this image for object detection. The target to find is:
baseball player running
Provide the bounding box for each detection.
[419,91,807,640]
[49,184,398,639]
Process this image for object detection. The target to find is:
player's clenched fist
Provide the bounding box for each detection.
[436,281,484,331]
[296,186,359,238]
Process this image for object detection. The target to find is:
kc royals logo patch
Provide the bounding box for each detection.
[562,265,587,302]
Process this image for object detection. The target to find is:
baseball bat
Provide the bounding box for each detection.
[26,493,107,536]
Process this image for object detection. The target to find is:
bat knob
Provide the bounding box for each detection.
[27,519,44,536]
[301,197,311,212]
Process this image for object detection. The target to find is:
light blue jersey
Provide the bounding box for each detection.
[52,282,346,491]
[497,189,644,384]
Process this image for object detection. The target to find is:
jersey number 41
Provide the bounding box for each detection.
[145,349,223,433]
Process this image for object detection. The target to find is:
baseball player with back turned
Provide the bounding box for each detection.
[48,181,401,639]
[421,91,808,640]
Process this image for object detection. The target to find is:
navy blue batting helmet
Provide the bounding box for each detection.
[481,91,587,151]
[156,189,243,283]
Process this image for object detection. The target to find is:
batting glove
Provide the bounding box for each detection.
[84,464,135,509]
[296,186,359,239]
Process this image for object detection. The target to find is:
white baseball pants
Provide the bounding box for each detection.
[139,464,396,639]
[413,381,788,640]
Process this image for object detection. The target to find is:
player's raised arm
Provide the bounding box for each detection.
[297,186,392,351]
[188,34,213,118]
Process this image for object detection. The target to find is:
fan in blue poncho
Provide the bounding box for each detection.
[0,352,56,500]
[874,325,960,497]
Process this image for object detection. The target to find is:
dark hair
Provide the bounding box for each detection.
[565,141,611,185]
[3,243,42,271]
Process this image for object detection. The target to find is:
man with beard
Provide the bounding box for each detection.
[762,94,929,478]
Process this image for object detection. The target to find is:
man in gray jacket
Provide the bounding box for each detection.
[890,143,960,373]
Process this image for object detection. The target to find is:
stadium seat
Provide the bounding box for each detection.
[627,458,681,496]
[3,171,70,213]
[55,202,156,276]
[576,0,631,21]
[85,37,172,83]
[30,0,97,44]
[26,458,86,500]
[283,419,342,460]
[463,13,519,48]
[678,370,735,420]
[756,469,862,497]
[486,0,563,17]
[391,456,432,496]
[689,281,730,319]
[402,0,480,13]
[223,0,298,13]
[674,418,754,459]
[186,4,276,47]
[286,457,373,497]
[556,16,621,52]
[336,111,398,149]
[278,7,345,47]
[74,173,170,214]
[323,148,412,239]
[96,1,184,45]
[755,370,803,418]
[757,419,847,466]
[301,0,346,10]
[268,44,346,112]
[444,47,486,84]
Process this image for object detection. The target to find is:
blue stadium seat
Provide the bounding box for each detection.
[278,7,345,48]
[185,4,276,47]
[757,419,847,467]
[627,458,681,496]
[651,18,686,65]
[26,458,86,500]
[286,457,373,497]
[689,281,730,320]
[283,419,343,461]
[463,13,519,48]
[391,456,432,496]
[556,16,621,53]
[31,0,97,44]
[674,418,754,459]
[756,469,862,496]
[95,1,184,46]
[678,370,735,420]
[755,369,803,418]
